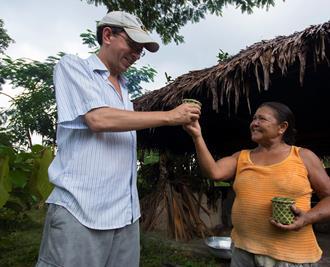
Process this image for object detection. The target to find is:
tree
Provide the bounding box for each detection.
[0,19,13,56]
[83,0,276,44]
[0,55,59,148]
[0,19,14,90]
[0,19,15,143]
[217,48,230,62]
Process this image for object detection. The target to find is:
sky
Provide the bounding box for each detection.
[1,0,330,110]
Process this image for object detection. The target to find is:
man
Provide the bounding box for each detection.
[36,11,200,267]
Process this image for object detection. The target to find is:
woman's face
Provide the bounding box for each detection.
[250,106,284,144]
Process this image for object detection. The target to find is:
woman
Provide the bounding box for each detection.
[184,102,330,267]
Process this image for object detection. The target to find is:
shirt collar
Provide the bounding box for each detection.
[85,54,127,85]
[86,54,108,72]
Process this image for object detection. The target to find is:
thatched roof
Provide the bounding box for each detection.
[134,21,330,156]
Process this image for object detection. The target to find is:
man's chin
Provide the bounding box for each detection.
[119,65,129,73]
[121,59,133,70]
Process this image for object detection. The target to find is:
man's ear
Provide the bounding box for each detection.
[102,27,113,45]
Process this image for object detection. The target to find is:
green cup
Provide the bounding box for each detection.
[271,197,295,225]
[182,98,202,107]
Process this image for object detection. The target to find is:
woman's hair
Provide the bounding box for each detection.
[96,25,124,45]
[259,102,297,145]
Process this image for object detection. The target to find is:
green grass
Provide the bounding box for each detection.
[0,208,43,267]
[0,208,227,267]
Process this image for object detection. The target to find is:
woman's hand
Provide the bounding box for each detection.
[270,205,307,231]
[183,120,202,139]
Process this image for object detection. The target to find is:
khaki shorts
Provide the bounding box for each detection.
[35,204,140,267]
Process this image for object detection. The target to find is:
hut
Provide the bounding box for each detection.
[134,20,330,157]
[133,21,330,240]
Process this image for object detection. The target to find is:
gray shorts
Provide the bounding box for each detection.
[36,204,140,267]
[230,247,319,267]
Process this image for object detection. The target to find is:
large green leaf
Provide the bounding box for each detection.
[9,170,28,188]
[28,147,54,201]
[31,144,46,154]
[0,183,9,208]
[0,145,16,161]
[0,156,10,207]
[0,156,11,192]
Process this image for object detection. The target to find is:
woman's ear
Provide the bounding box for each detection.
[279,121,288,134]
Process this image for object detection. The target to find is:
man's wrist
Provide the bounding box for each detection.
[164,110,174,126]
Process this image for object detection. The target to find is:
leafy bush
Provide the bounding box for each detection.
[0,144,54,213]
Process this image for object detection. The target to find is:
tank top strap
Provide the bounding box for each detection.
[291,145,301,157]
[238,149,250,162]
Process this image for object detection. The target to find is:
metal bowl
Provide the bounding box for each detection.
[204,236,232,259]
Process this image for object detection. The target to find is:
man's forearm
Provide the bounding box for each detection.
[84,107,171,132]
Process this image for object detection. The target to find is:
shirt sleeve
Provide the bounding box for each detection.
[54,54,109,125]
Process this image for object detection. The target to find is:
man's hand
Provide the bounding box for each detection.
[168,103,201,125]
[270,205,307,231]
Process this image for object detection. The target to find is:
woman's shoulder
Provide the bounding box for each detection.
[232,149,251,160]
[296,146,317,159]
[296,146,322,168]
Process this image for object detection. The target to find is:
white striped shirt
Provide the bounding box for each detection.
[47,54,139,229]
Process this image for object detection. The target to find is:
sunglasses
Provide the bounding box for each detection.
[117,33,145,57]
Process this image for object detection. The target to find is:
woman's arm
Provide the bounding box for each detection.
[300,148,330,224]
[271,148,330,230]
[183,120,238,181]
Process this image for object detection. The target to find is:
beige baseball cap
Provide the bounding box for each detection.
[98,11,159,53]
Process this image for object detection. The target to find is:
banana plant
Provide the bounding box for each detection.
[0,155,10,207]
[0,144,54,210]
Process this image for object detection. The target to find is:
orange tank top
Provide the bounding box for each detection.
[231,146,322,263]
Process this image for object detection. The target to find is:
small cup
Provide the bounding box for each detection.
[271,197,295,225]
[182,98,202,107]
